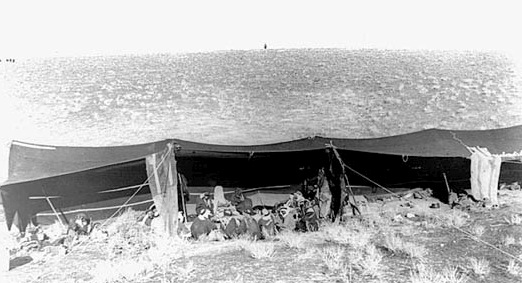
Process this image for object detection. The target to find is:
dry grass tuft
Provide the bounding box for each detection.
[402,242,427,260]
[170,261,196,283]
[382,233,405,254]
[240,241,276,259]
[321,245,347,273]
[502,235,516,246]
[358,244,384,278]
[505,214,522,225]
[276,231,307,249]
[442,210,469,228]
[297,246,321,261]
[321,221,373,250]
[470,225,485,238]
[507,259,522,277]
[468,257,490,276]
[382,233,426,260]
[410,263,467,283]
[146,235,191,263]
[105,209,153,258]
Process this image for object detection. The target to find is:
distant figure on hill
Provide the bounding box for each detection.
[264,43,267,50]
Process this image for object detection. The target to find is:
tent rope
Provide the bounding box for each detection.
[450,131,473,154]
[99,144,172,228]
[327,142,403,200]
[445,219,522,264]
[326,144,522,265]
[33,145,173,281]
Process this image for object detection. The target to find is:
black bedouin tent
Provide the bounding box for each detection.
[1,125,522,231]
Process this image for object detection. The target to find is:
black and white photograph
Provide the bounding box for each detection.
[1,0,522,282]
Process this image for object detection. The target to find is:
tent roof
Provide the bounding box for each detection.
[4,125,522,185]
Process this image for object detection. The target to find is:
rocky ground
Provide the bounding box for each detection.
[2,188,522,282]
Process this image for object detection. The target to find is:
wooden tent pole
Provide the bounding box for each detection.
[178,173,188,222]
[328,143,361,217]
[159,143,178,237]
[44,197,66,229]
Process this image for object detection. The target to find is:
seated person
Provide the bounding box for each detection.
[241,208,262,240]
[141,205,159,227]
[231,188,253,214]
[190,208,217,240]
[258,208,277,238]
[212,186,237,216]
[221,209,247,239]
[195,192,213,215]
[68,213,93,236]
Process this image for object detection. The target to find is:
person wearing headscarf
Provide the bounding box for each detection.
[212,186,237,216]
[190,208,217,240]
[258,208,277,238]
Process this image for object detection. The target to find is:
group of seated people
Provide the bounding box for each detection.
[188,185,323,241]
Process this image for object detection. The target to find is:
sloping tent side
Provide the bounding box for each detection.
[0,140,173,231]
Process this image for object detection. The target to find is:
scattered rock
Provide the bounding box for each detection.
[393,215,404,222]
[405,213,416,219]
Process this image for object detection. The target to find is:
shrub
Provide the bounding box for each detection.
[104,209,153,258]
[402,242,427,260]
[321,222,373,251]
[382,233,426,260]
[410,263,467,283]
[321,246,347,273]
[443,211,469,228]
[502,235,516,246]
[241,241,276,259]
[507,259,522,277]
[470,225,485,238]
[505,214,522,225]
[358,244,384,278]
[297,246,320,261]
[468,257,490,276]
[277,231,307,249]
[382,233,404,254]
[146,235,191,263]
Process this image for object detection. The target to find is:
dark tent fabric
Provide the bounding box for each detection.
[2,125,522,231]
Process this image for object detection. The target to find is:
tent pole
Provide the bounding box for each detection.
[443,172,452,202]
[45,197,66,229]
[178,173,188,222]
[158,143,178,237]
[328,143,361,217]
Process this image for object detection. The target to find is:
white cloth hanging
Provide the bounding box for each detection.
[469,147,501,205]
